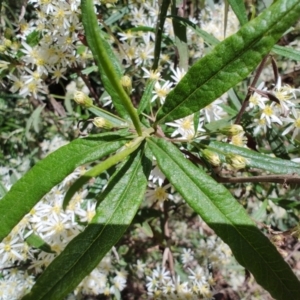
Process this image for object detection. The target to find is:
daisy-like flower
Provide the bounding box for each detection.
[151,80,173,104]
[259,102,282,127]
[174,275,189,295]
[273,77,297,113]
[135,260,146,278]
[142,67,161,81]
[248,82,268,109]
[149,160,165,187]
[203,98,226,122]
[181,248,194,265]
[167,114,205,140]
[251,117,268,136]
[145,183,173,207]
[170,66,186,84]
[188,266,207,285]
[282,107,300,140]
[135,43,154,66]
[76,200,97,223]
[0,235,25,267]
[117,30,136,42]
[50,65,67,83]
[152,265,171,285]
[146,273,160,292]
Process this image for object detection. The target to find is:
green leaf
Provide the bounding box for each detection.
[156,0,300,124]
[88,106,129,128]
[228,0,248,26]
[25,30,41,47]
[171,4,188,71]
[266,127,290,160]
[25,233,55,253]
[0,131,130,242]
[127,26,173,45]
[104,6,129,26]
[204,116,233,132]
[63,134,145,208]
[152,0,171,70]
[81,0,142,136]
[23,144,152,300]
[81,8,127,119]
[227,88,241,110]
[147,137,300,299]
[204,140,300,175]
[137,80,156,115]
[168,15,219,47]
[272,44,300,61]
[25,104,45,138]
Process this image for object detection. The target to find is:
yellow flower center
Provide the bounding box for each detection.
[263,105,273,116]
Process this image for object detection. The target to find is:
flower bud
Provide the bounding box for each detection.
[73,91,93,107]
[226,154,248,170]
[219,124,244,136]
[120,75,132,96]
[202,149,221,167]
[92,117,113,129]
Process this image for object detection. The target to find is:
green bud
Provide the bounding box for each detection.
[92,117,113,129]
[73,91,93,108]
[202,149,221,167]
[226,154,248,170]
[219,124,244,136]
[120,75,132,96]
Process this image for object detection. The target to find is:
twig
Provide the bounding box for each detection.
[162,201,175,280]
[215,174,300,185]
[235,55,269,125]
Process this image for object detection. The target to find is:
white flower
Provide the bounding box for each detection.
[151,80,173,104]
[145,183,174,207]
[167,114,205,140]
[282,107,300,140]
[248,82,268,109]
[149,160,165,187]
[142,67,161,81]
[259,102,282,127]
[170,66,186,84]
[181,248,194,265]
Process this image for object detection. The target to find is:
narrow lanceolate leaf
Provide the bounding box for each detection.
[0,131,130,242]
[137,80,156,115]
[228,0,248,26]
[168,15,219,47]
[152,0,171,70]
[171,2,188,71]
[147,137,300,299]
[272,44,300,61]
[81,0,142,136]
[81,0,126,118]
[156,0,300,124]
[204,141,300,175]
[25,233,55,254]
[266,127,290,160]
[23,145,152,300]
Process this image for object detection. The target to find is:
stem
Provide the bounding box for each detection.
[215,174,300,185]
[235,55,269,125]
[63,132,151,209]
